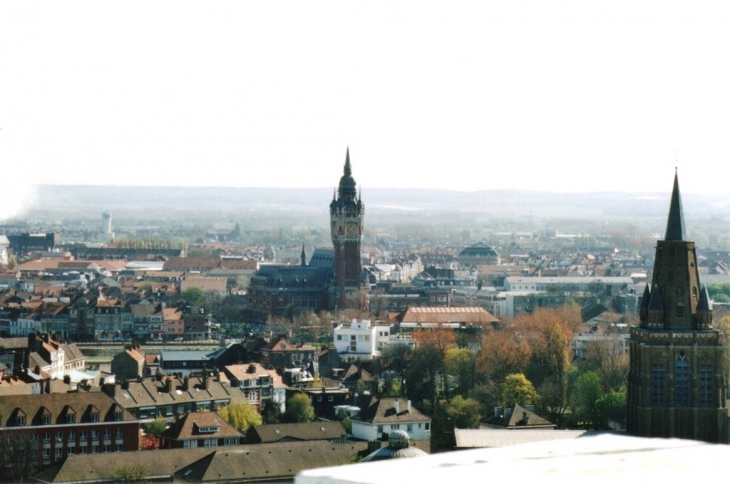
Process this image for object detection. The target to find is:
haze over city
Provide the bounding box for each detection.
[3,2,730,199]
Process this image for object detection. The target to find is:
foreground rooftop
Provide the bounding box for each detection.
[296,434,726,483]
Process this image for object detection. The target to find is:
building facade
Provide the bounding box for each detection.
[627,172,727,443]
[330,148,365,310]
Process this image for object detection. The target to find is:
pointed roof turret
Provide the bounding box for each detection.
[640,284,651,310]
[665,170,686,241]
[648,284,663,310]
[698,285,712,311]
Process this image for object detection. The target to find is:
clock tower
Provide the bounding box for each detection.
[330,148,365,310]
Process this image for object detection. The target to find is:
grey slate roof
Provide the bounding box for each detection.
[248,421,345,443]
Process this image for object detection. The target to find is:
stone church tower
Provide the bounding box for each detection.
[627,171,726,443]
[330,148,365,310]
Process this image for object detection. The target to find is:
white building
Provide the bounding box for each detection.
[333,319,391,359]
[351,398,431,442]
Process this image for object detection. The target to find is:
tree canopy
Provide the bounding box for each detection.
[501,373,539,407]
[284,393,315,423]
[219,403,262,433]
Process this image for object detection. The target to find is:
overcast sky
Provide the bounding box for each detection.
[2,1,730,197]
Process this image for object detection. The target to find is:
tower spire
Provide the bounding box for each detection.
[344,147,352,177]
[664,169,686,241]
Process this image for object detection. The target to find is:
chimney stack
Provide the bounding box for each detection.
[407,400,411,413]
[183,376,189,391]
[394,400,400,414]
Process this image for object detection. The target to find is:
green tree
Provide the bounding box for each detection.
[592,391,626,430]
[181,287,206,305]
[336,409,352,434]
[445,348,477,397]
[142,419,167,437]
[445,395,481,429]
[573,371,604,427]
[219,402,263,433]
[501,373,539,407]
[261,399,281,424]
[284,393,315,423]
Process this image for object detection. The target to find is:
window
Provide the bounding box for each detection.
[700,365,713,408]
[676,304,684,319]
[116,444,123,452]
[80,446,87,455]
[204,439,218,447]
[350,335,356,341]
[92,430,99,440]
[377,426,383,433]
[675,354,691,408]
[92,445,99,454]
[364,335,370,341]
[90,412,99,422]
[651,364,666,406]
[80,431,87,441]
[30,433,38,443]
[115,411,124,421]
[68,447,75,455]
[16,416,26,426]
[55,448,63,458]
[55,432,63,442]
[104,429,111,439]
[68,431,75,441]
[337,335,342,341]
[391,424,400,430]
[43,432,50,443]
[184,440,198,448]
[425,423,430,431]
[116,429,123,439]
[42,415,51,425]
[328,396,334,402]
[317,396,322,402]
[104,444,111,453]
[67,414,76,424]
[43,448,50,459]
[407,424,412,432]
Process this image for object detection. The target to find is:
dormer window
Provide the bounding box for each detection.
[16,415,26,426]
[114,411,123,421]
[42,415,51,425]
[67,414,76,424]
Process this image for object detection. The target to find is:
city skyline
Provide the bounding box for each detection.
[2,2,730,196]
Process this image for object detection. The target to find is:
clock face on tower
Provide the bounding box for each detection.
[346,223,357,234]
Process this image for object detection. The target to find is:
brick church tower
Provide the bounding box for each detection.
[330,148,365,310]
[627,171,726,443]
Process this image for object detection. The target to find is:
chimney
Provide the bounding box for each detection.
[44,379,51,394]
[394,400,399,414]
[203,372,209,390]
[210,401,217,412]
[165,377,172,393]
[407,400,411,413]
[247,364,256,374]
[183,376,189,391]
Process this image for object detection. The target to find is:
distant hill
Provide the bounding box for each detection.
[28,185,730,220]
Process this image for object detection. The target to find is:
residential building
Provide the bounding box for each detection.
[102,374,246,422]
[350,398,431,442]
[0,392,139,472]
[222,363,274,411]
[160,411,242,449]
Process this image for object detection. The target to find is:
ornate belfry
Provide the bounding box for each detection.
[330,148,365,310]
[627,171,726,443]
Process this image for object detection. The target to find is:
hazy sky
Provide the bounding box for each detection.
[2,2,730,196]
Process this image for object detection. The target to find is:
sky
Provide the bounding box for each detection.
[2,1,730,198]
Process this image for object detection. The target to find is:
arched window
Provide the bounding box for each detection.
[676,304,684,319]
[675,353,690,408]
